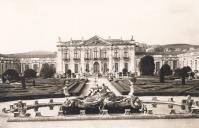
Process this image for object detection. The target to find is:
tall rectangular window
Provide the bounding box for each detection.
[94,49,98,58]
[124,50,128,58]
[75,64,78,73]
[114,50,119,58]
[124,63,128,71]
[86,63,89,72]
[102,50,107,58]
[65,51,69,59]
[173,60,177,70]
[33,64,38,72]
[74,50,78,59]
[65,64,68,73]
[25,64,29,70]
[115,63,118,72]
[85,50,89,59]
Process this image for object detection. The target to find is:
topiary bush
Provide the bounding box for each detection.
[40,63,56,78]
[159,64,172,83]
[24,69,37,78]
[2,69,20,83]
[140,55,155,75]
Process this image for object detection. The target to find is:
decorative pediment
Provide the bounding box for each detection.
[81,35,111,46]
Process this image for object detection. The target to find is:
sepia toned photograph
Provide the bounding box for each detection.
[0,0,199,128]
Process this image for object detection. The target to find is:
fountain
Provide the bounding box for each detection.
[2,85,199,122]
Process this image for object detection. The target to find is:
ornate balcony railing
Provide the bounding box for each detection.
[123,57,130,61]
[84,58,90,61]
[113,57,120,61]
[93,57,99,60]
[100,57,109,61]
[63,58,70,61]
[73,58,80,61]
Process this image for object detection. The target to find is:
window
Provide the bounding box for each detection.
[195,60,197,70]
[74,50,78,59]
[86,63,89,72]
[114,49,119,58]
[124,50,128,58]
[102,50,107,58]
[173,60,177,70]
[33,64,38,72]
[124,63,128,71]
[94,49,98,58]
[75,64,78,73]
[65,64,68,73]
[25,64,29,70]
[104,63,107,73]
[85,50,89,59]
[65,50,69,59]
[115,63,118,72]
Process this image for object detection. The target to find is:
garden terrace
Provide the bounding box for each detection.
[67,79,88,96]
[110,78,130,95]
[133,76,199,96]
[0,78,88,102]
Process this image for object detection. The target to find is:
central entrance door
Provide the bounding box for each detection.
[93,62,99,73]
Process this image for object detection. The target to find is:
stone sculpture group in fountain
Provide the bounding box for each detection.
[60,84,143,115]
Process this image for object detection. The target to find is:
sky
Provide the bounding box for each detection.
[0,0,199,54]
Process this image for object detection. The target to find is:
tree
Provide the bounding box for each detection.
[174,68,181,77]
[140,55,155,75]
[24,69,37,78]
[179,66,192,85]
[159,64,172,83]
[2,69,20,83]
[40,63,56,78]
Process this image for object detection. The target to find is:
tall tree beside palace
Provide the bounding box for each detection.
[140,55,155,75]
[159,64,172,83]
[40,63,56,78]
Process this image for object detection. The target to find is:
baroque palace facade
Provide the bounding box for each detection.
[56,35,136,76]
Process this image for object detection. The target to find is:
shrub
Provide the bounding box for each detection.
[174,68,181,77]
[159,64,172,83]
[24,69,37,78]
[140,55,155,75]
[2,69,20,83]
[179,66,192,85]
